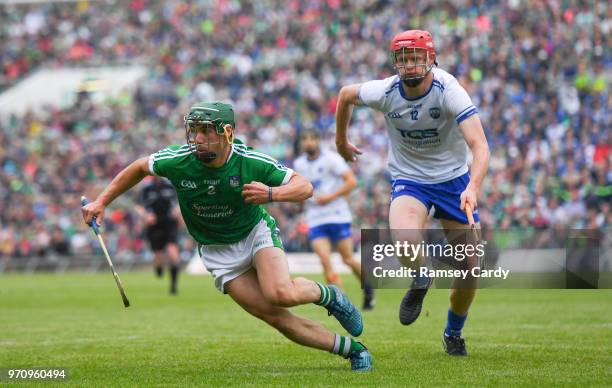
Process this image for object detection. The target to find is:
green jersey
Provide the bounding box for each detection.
[148,143,293,245]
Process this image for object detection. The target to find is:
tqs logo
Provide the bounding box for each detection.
[180,180,197,189]
[395,128,439,139]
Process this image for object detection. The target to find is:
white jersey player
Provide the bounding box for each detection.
[294,130,374,309]
[335,30,490,355]
[359,67,476,184]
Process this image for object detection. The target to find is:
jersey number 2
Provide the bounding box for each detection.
[207,185,216,195]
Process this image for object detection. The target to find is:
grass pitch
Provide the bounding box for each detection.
[1,272,610,387]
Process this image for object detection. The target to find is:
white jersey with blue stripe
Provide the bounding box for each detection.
[293,149,352,227]
[358,68,478,183]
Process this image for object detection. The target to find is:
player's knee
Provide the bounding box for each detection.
[248,307,283,328]
[391,208,425,230]
[340,254,355,265]
[247,307,268,321]
[393,229,422,245]
[405,207,421,217]
[261,312,285,328]
[266,284,298,307]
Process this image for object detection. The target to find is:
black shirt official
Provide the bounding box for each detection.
[141,176,179,251]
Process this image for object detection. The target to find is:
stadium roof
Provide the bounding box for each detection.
[0,66,147,117]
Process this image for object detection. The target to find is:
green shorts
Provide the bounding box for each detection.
[198,217,283,293]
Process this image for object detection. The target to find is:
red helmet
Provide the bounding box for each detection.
[390,30,437,84]
[390,30,436,59]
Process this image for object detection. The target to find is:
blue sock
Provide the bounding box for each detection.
[445,309,467,337]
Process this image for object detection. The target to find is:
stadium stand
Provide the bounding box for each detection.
[0,0,609,263]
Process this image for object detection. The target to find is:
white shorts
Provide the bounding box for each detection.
[198,218,283,293]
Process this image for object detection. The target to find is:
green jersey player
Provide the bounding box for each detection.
[81,102,372,371]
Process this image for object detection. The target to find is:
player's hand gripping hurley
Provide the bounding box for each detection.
[465,203,484,269]
[81,196,130,308]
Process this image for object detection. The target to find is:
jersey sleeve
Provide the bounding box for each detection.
[247,150,294,187]
[148,145,189,177]
[357,79,388,111]
[443,80,478,124]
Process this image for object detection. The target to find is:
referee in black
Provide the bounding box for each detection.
[139,176,181,294]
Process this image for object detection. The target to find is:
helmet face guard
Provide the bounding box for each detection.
[390,30,437,87]
[184,102,235,164]
[391,47,434,86]
[185,119,234,163]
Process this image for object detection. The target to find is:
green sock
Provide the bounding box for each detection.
[314,281,336,306]
[330,334,365,357]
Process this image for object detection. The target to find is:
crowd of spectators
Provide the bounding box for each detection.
[0,0,609,259]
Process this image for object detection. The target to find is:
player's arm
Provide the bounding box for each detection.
[81,157,152,226]
[172,205,184,227]
[335,83,363,162]
[316,170,358,205]
[242,172,313,204]
[273,172,313,202]
[459,115,490,210]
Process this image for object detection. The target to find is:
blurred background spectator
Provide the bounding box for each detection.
[0,0,609,258]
